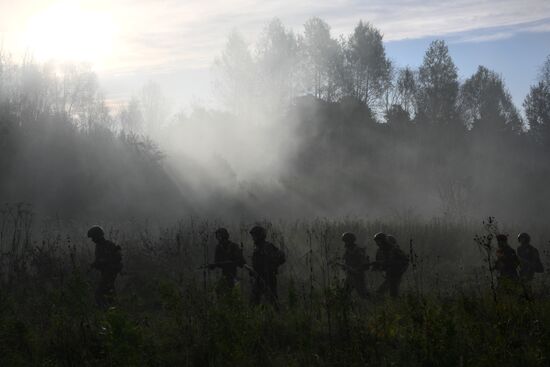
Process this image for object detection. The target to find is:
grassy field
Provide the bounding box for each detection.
[1,206,549,366]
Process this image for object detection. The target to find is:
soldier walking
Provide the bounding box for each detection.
[340,232,370,299]
[371,233,409,298]
[494,234,520,294]
[87,226,123,309]
[249,226,286,308]
[209,227,246,294]
[517,232,544,282]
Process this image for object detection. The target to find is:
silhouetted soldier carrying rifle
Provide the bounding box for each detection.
[372,233,409,298]
[517,232,544,283]
[205,227,245,294]
[494,234,519,279]
[493,234,521,295]
[249,225,286,308]
[87,226,122,309]
[337,232,370,299]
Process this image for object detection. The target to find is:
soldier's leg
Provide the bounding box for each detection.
[103,272,118,306]
[95,272,115,308]
[216,276,233,296]
[389,274,402,298]
[266,277,279,309]
[250,279,263,305]
[357,279,369,298]
[353,276,369,299]
[377,278,390,296]
[344,276,353,295]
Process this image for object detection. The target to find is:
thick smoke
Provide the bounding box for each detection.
[1,19,550,228]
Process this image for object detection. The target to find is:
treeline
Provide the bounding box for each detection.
[215,17,543,132]
[210,18,550,221]
[1,18,550,222]
[0,58,184,220]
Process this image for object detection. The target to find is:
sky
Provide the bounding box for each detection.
[1,0,549,111]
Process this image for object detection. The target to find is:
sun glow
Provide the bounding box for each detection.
[23,1,117,68]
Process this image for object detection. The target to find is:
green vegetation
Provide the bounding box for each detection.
[1,210,549,366]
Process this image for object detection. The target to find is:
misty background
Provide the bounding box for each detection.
[1,18,550,225]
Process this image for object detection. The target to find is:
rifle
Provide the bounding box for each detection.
[243,264,259,278]
[197,260,239,270]
[330,261,370,275]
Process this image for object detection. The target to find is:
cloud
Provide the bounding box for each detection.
[102,0,550,72]
[2,0,549,73]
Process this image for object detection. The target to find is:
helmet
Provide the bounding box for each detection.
[87,225,105,240]
[215,227,229,240]
[341,232,356,243]
[387,235,397,245]
[249,225,267,239]
[518,232,530,242]
[496,234,508,242]
[373,232,387,242]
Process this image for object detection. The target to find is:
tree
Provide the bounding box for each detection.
[539,54,550,87]
[524,56,550,144]
[524,82,550,144]
[256,18,300,114]
[344,21,391,109]
[460,66,523,133]
[140,81,168,137]
[213,31,257,116]
[119,97,144,133]
[416,40,459,126]
[394,67,417,118]
[385,104,411,127]
[300,17,343,101]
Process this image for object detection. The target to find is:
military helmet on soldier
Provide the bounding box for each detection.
[249,225,267,240]
[215,227,230,240]
[341,232,356,243]
[518,232,530,243]
[387,235,397,245]
[87,226,105,240]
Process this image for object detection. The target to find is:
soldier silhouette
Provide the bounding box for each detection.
[494,234,520,295]
[340,232,370,299]
[87,226,122,309]
[517,232,544,282]
[248,225,286,308]
[371,233,409,298]
[209,227,245,294]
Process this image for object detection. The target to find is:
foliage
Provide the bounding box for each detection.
[0,212,549,366]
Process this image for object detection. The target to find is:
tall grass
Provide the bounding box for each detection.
[0,207,549,366]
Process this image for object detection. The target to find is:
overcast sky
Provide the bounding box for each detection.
[1,0,549,111]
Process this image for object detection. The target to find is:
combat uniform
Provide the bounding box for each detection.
[92,238,122,308]
[517,243,544,282]
[495,245,520,281]
[251,241,286,306]
[374,244,409,298]
[213,239,245,290]
[343,244,370,298]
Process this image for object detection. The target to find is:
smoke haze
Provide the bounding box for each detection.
[0,18,549,228]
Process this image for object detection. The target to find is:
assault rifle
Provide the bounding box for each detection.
[197,260,240,270]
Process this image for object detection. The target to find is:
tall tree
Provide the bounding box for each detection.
[140,81,168,137]
[394,66,417,118]
[460,66,522,133]
[416,40,459,127]
[213,31,257,116]
[524,56,550,144]
[301,17,343,101]
[256,18,300,113]
[539,54,550,87]
[119,97,144,133]
[344,21,391,109]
